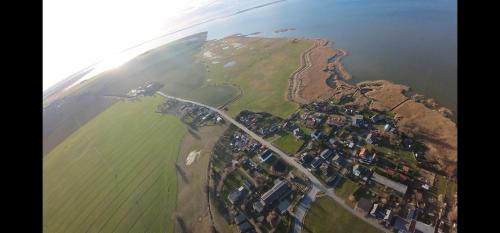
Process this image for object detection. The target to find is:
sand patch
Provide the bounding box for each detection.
[223,61,236,68]
[186,150,201,166]
[203,51,213,58]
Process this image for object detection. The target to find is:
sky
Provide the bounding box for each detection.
[43,0,220,91]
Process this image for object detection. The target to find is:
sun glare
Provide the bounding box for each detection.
[44,0,217,90]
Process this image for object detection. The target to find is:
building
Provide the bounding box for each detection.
[414,221,435,233]
[310,157,323,170]
[259,149,273,163]
[260,180,291,206]
[371,114,385,123]
[320,148,333,160]
[356,198,373,215]
[234,214,246,225]
[253,201,265,213]
[237,222,252,233]
[276,199,291,214]
[366,133,374,144]
[311,129,322,140]
[228,186,245,204]
[371,173,408,195]
[391,216,410,233]
[352,115,364,127]
[293,128,302,139]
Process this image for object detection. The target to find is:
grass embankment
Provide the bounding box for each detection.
[43,95,187,233]
[201,36,314,118]
[304,197,383,233]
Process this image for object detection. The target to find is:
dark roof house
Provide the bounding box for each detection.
[260,180,290,206]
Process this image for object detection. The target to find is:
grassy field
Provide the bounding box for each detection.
[43,32,208,156]
[43,95,187,233]
[200,36,314,118]
[273,133,304,154]
[335,177,360,200]
[304,197,383,233]
[186,84,240,107]
[175,123,230,233]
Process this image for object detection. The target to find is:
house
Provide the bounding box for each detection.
[384,124,391,131]
[299,153,313,164]
[276,199,291,214]
[327,116,344,127]
[371,114,385,123]
[353,165,372,181]
[391,216,410,233]
[320,149,333,160]
[216,116,223,123]
[293,128,302,139]
[259,149,273,163]
[253,201,265,213]
[366,133,374,144]
[356,198,373,215]
[371,173,408,195]
[311,129,322,140]
[358,147,367,157]
[310,157,323,170]
[414,221,435,233]
[234,214,246,225]
[228,186,245,204]
[260,180,291,206]
[237,222,252,233]
[320,162,329,175]
[352,115,364,127]
[369,203,379,216]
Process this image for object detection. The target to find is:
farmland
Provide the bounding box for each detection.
[304,197,383,233]
[43,95,187,233]
[199,35,314,118]
[43,32,209,156]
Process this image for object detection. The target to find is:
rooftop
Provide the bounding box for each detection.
[371,172,408,194]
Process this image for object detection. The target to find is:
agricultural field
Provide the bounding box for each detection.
[199,35,314,118]
[273,133,304,155]
[43,32,209,156]
[43,95,187,233]
[304,197,383,233]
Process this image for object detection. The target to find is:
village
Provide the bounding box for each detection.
[149,89,456,233]
[207,99,457,233]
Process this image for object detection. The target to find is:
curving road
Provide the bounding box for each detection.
[157,91,390,233]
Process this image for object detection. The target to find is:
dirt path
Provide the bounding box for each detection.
[287,39,321,104]
[287,39,351,104]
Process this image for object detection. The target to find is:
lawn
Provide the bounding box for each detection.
[43,95,187,233]
[273,133,304,154]
[201,36,314,118]
[335,177,360,200]
[304,197,383,233]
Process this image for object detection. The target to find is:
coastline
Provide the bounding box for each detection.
[286,37,457,176]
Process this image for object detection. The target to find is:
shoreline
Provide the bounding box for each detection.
[285,37,456,176]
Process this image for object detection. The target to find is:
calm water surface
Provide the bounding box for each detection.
[102,0,458,111]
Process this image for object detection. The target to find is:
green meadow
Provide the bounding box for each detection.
[304,197,383,233]
[43,95,187,233]
[201,37,314,118]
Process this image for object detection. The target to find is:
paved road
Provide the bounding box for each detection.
[157,91,390,233]
[291,186,320,233]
